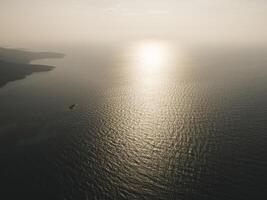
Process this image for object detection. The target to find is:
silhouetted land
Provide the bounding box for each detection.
[0,47,64,87]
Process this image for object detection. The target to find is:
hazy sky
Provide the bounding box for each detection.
[1,0,267,46]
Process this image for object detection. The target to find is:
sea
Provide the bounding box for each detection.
[0,40,266,199]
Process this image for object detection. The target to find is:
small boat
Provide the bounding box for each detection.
[69,104,77,110]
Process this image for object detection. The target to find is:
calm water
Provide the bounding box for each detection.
[0,41,267,199]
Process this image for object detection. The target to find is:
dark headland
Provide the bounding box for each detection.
[0,47,64,88]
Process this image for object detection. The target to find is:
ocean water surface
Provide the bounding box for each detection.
[0,41,267,199]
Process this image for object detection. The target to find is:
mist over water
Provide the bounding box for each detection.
[1,0,267,47]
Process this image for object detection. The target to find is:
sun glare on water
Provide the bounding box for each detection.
[138,43,166,66]
[134,41,173,74]
[125,40,174,83]
[121,40,178,86]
